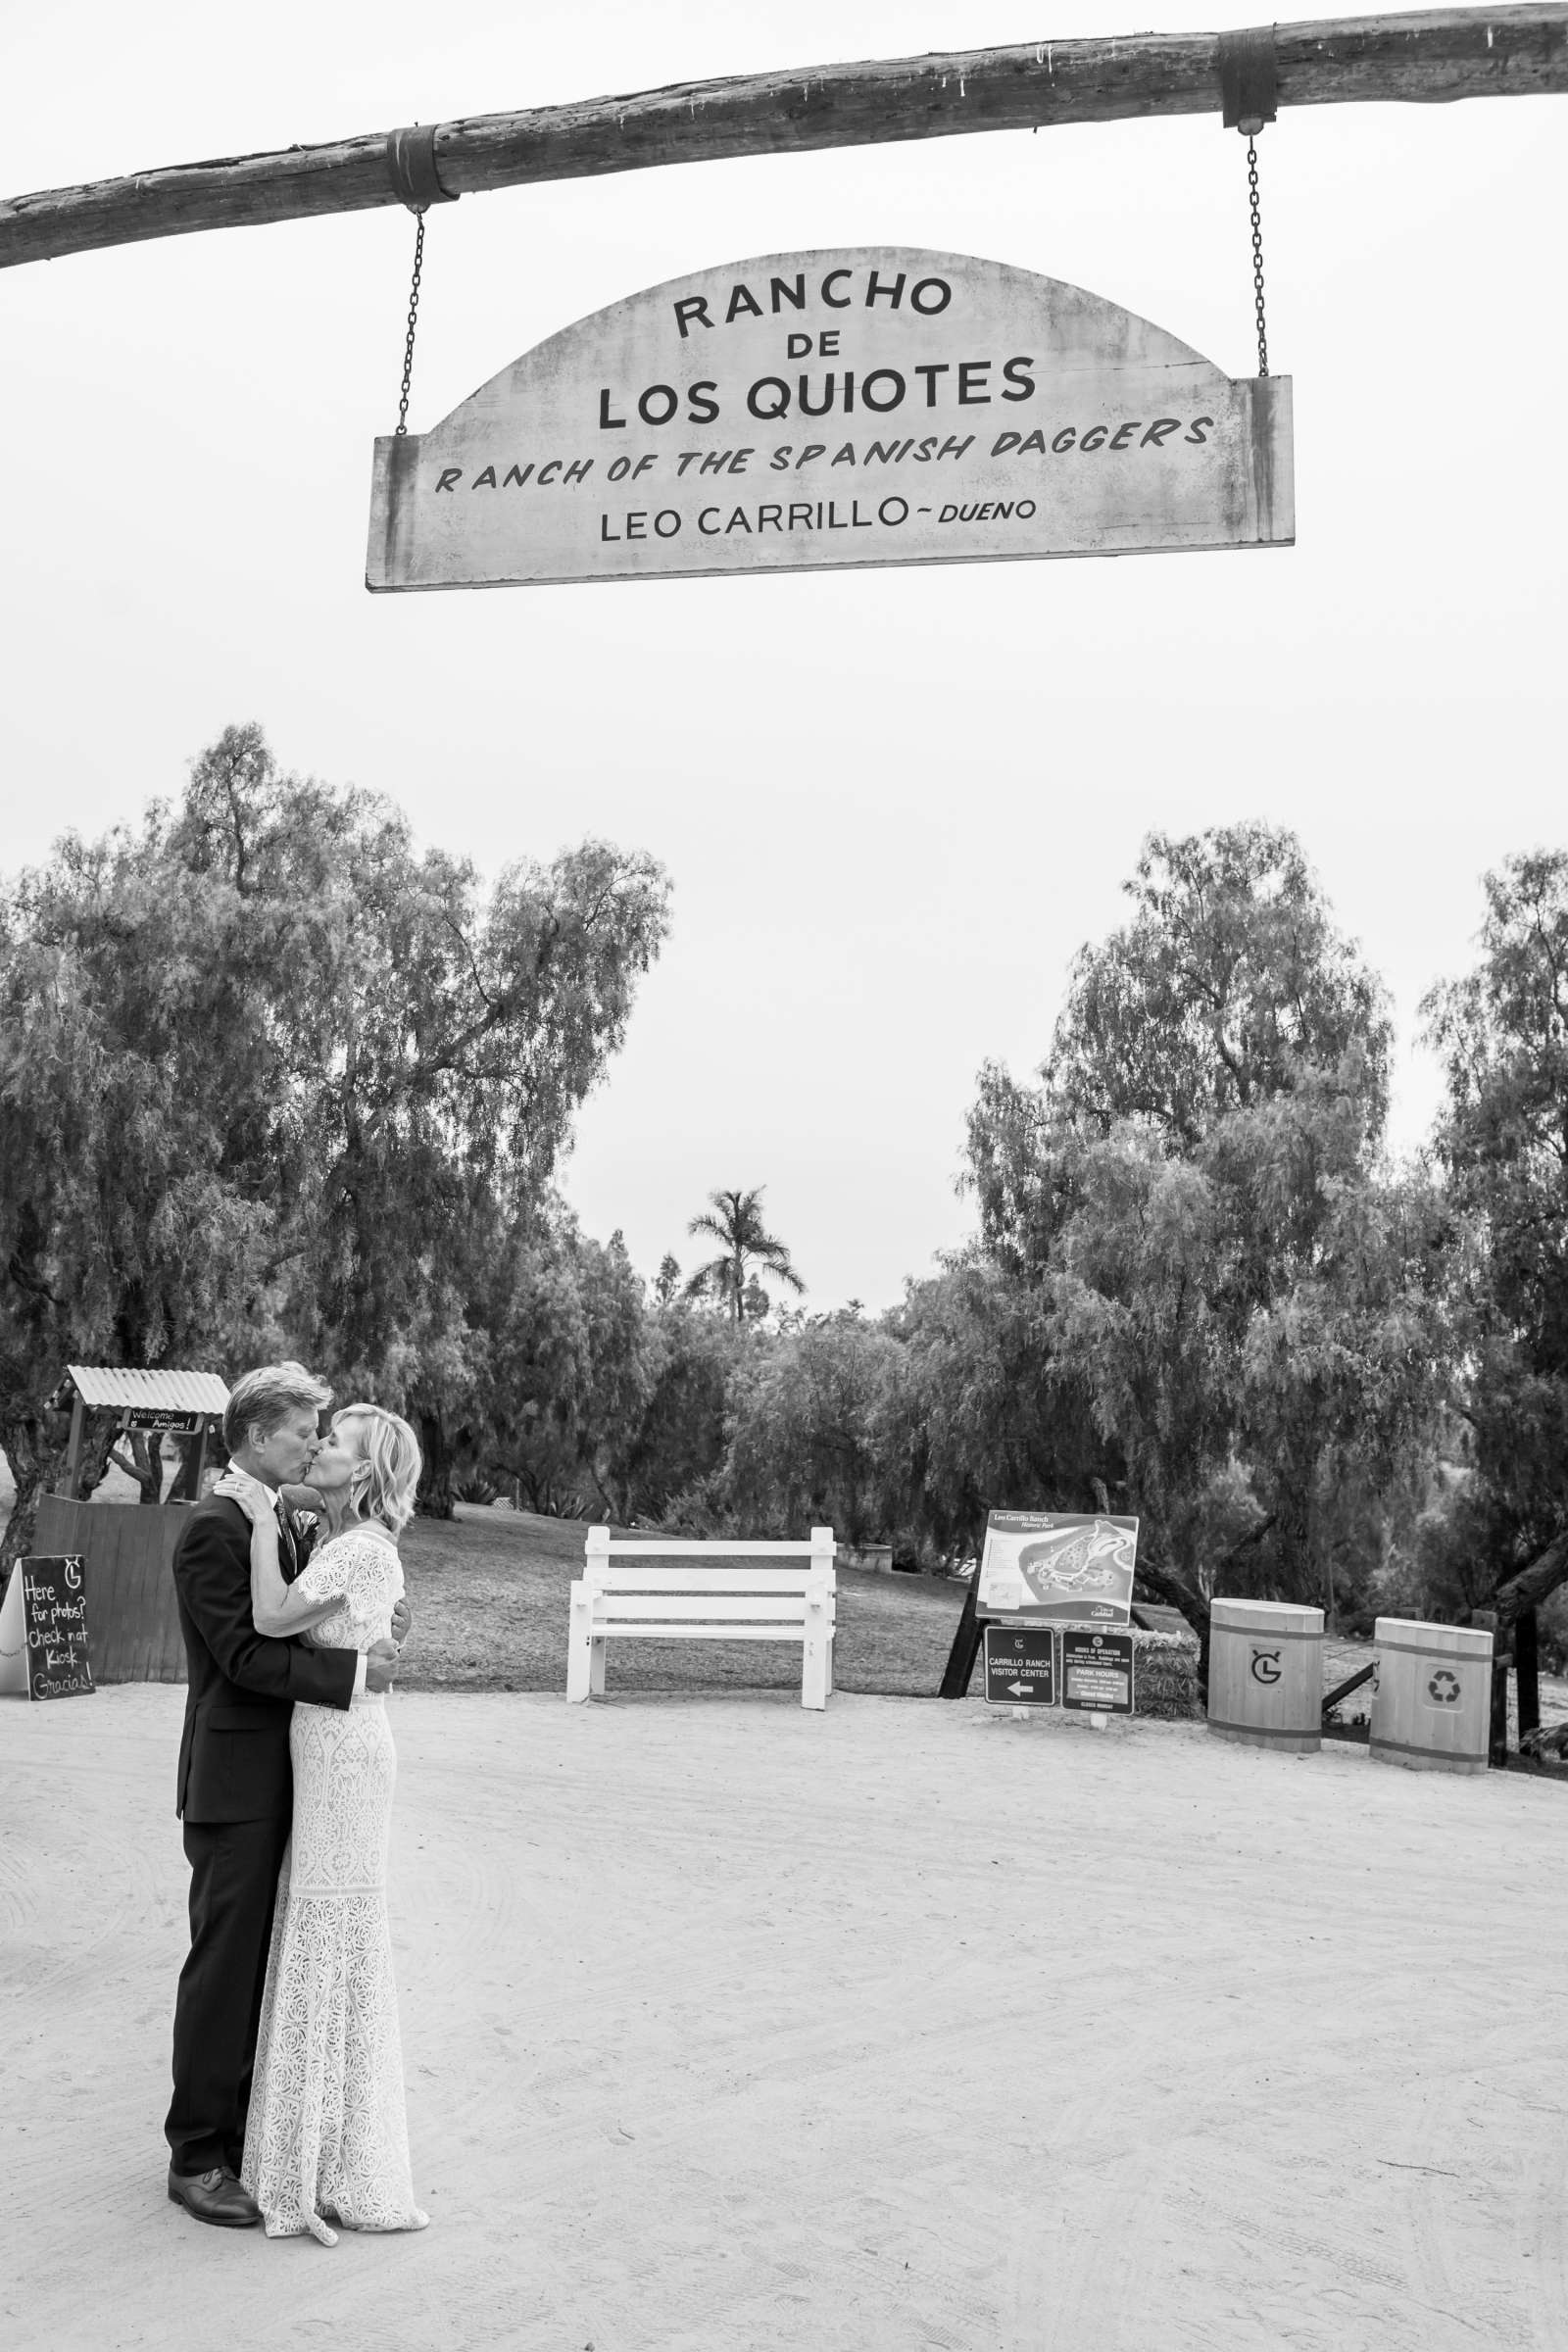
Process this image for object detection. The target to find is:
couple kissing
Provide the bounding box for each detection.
[164,1360,428,2244]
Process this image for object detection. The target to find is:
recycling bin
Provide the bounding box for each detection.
[1370,1617,1493,1775]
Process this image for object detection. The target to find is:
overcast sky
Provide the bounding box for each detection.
[5,2,1564,1310]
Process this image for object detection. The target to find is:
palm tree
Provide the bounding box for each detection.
[683,1187,806,1324]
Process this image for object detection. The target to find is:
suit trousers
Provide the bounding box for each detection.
[166,1811,291,2177]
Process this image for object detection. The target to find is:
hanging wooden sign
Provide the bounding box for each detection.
[368,246,1292,591]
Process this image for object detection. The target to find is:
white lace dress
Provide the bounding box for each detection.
[241,1527,428,2245]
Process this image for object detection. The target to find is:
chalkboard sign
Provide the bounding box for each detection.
[0,1555,95,1701]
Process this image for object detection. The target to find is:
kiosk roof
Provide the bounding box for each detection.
[52,1366,231,1414]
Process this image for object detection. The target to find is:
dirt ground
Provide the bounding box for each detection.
[7,1684,1568,2352]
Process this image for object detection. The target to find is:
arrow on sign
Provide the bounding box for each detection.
[1007,1681,1034,1696]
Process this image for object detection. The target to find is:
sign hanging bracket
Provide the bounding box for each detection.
[385,127,457,438]
[1218,31,1278,377]
[1218,25,1280,135]
[385,124,459,214]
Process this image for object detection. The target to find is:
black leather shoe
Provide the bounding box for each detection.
[167,2166,262,2228]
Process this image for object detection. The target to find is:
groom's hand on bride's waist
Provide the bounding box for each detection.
[391,1596,413,1644]
[365,1638,400,1694]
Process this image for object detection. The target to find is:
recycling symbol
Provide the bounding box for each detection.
[1428,1669,1461,1705]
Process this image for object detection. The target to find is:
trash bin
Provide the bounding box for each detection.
[1207,1597,1324,1753]
[1370,1618,1493,1775]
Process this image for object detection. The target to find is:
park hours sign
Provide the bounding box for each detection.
[367,246,1293,591]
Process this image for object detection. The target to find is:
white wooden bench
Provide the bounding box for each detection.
[565,1527,836,1709]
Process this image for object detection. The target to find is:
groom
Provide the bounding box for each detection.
[164,1360,408,2227]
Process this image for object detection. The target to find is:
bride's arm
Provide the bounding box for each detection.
[214,1472,345,1636]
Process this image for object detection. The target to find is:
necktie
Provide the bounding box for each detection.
[276,1502,300,1586]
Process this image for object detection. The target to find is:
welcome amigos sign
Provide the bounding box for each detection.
[368,246,1293,590]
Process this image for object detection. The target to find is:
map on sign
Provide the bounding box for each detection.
[976,1511,1138,1626]
[368,246,1293,591]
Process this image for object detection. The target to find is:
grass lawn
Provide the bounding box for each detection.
[398,1505,974,1696]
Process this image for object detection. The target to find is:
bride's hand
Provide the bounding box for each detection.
[214,1469,271,1527]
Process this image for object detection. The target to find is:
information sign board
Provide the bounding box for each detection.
[1060,1630,1135,1716]
[982,1624,1056,1708]
[976,1511,1138,1626]
[368,246,1293,591]
[0,1556,95,1702]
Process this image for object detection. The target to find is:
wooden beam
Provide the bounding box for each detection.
[65,1395,85,1499]
[3,7,1565,271]
[938,1572,985,1699]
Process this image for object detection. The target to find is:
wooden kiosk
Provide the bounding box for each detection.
[32,1366,230,1683]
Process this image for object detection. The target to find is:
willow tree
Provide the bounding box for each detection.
[1423,851,1568,1632]
[1048,820,1392,1147]
[963,823,1449,1642]
[0,723,670,1560]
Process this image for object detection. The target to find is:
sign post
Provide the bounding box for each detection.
[368,246,1292,592]
[0,1557,95,1701]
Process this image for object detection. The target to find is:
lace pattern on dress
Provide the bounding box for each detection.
[241,1529,428,2244]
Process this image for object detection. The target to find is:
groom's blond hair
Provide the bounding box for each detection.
[223,1361,333,1453]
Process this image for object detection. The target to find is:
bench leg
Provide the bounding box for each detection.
[802,1611,829,1710]
[566,1584,593,1702]
[589,1635,607,1696]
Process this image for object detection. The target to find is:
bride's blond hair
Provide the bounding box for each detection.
[334,1404,421,1535]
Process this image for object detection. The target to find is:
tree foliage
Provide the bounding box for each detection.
[683,1187,805,1323]
[12,747,1562,1691]
[878,1256,1103,1559]
[724,1309,901,1547]
[473,1215,656,1520]
[959,824,1447,1636]
[0,724,669,1565]
[1049,822,1391,1147]
[1423,851,1568,1618]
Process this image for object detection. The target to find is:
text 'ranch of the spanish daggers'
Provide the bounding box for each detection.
[368,248,1294,589]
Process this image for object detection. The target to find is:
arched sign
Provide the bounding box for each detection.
[368,247,1293,590]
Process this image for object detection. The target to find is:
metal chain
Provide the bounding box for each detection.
[1246,134,1269,378]
[394,209,426,436]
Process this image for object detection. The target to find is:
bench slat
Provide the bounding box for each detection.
[590,1622,826,1642]
[588,1568,830,1593]
[587,1594,824,1621]
[595,1540,828,1557]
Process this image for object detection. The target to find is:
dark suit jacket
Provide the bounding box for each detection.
[172,1495,358,1823]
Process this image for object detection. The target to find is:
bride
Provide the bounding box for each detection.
[217,1404,429,2246]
